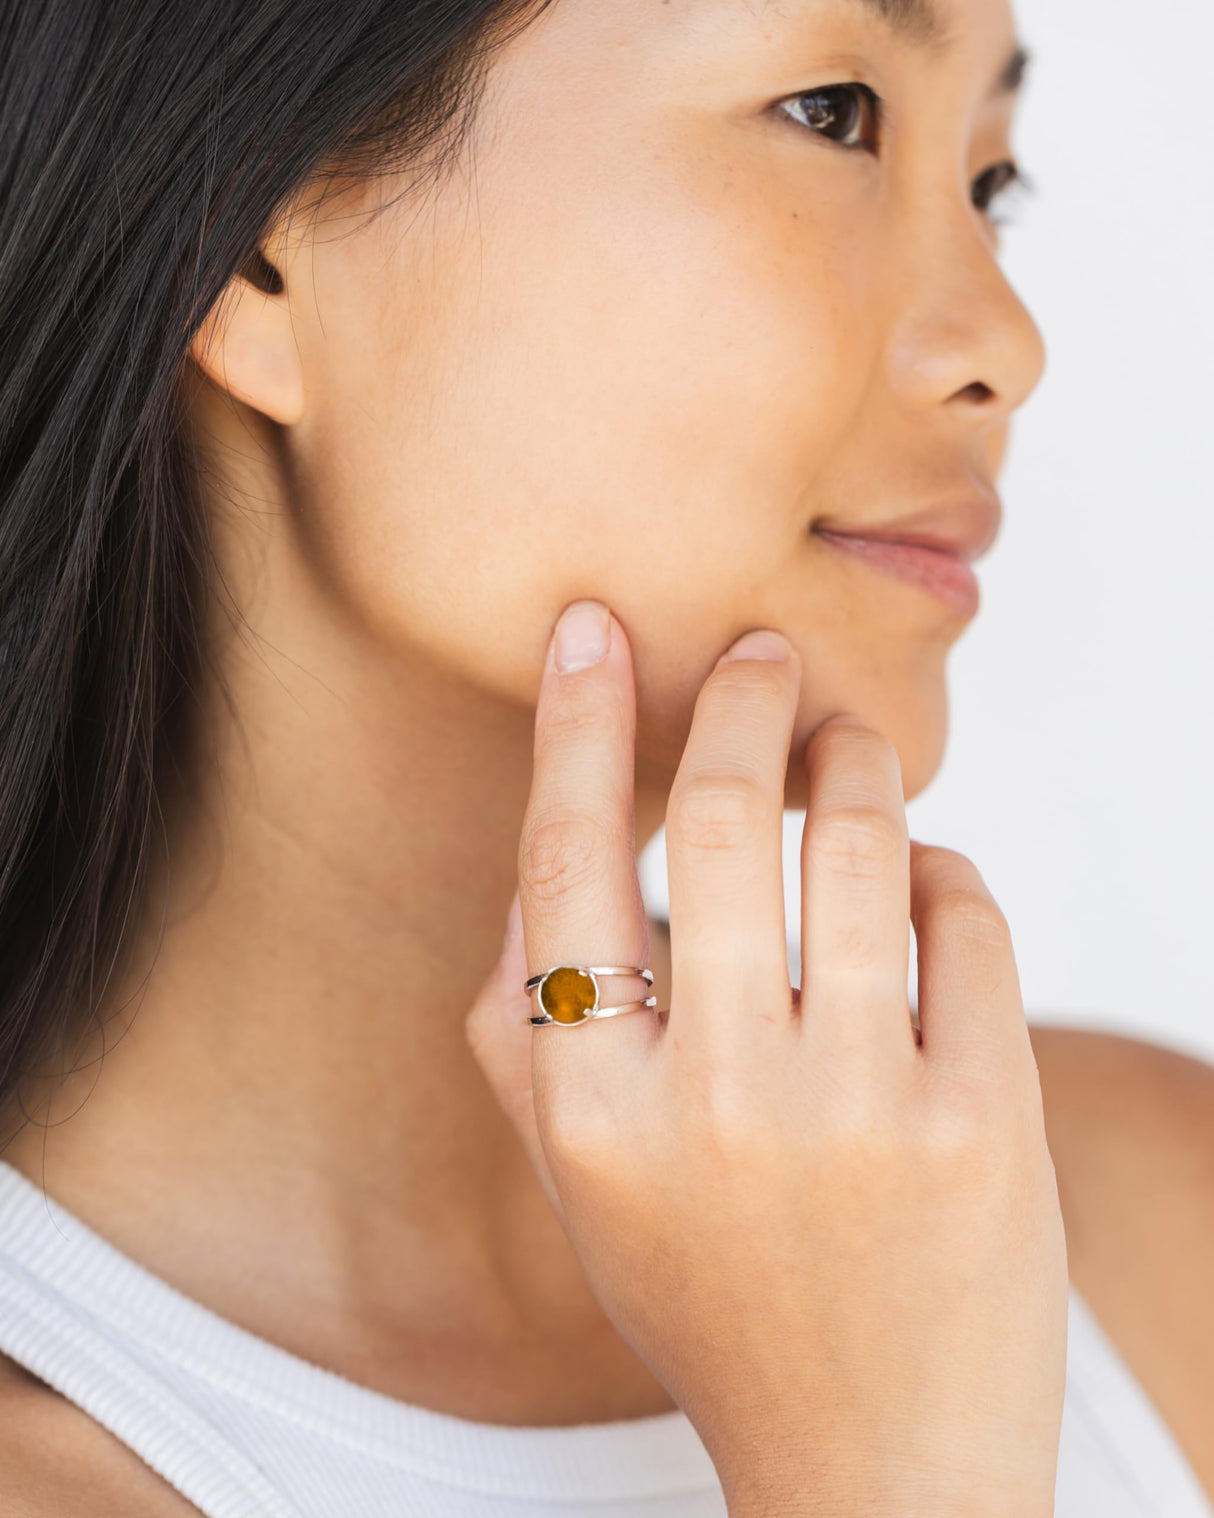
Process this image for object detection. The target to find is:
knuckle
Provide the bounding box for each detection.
[667,771,769,855]
[810,802,905,881]
[816,1085,902,1160]
[910,841,981,890]
[541,685,632,755]
[920,1055,1039,1160]
[682,1074,775,1164]
[917,1087,1002,1179]
[910,846,1010,947]
[937,887,1012,949]
[518,812,610,904]
[928,1074,997,1139]
[541,1088,614,1167]
[810,718,901,775]
[923,1110,1029,1202]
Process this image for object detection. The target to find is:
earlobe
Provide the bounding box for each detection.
[188,249,305,426]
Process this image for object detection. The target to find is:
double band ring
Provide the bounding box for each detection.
[524,965,657,1027]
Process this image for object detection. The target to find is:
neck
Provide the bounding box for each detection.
[2,414,675,1422]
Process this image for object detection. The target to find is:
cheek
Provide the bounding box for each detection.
[286,189,951,809]
[292,153,875,719]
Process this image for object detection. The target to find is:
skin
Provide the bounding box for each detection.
[1,0,1212,1506]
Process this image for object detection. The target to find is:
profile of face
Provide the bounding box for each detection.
[189,0,1044,809]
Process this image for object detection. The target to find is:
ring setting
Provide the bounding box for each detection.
[524,965,657,1027]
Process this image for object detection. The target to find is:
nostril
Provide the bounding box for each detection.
[954,380,996,405]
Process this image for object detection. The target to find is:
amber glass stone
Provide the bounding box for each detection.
[539,967,597,1024]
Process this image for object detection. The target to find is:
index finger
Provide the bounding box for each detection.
[517,600,658,1067]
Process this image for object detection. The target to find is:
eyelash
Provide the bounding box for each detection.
[777,83,1028,222]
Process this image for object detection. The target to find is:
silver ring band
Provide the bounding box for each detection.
[530,995,658,1028]
[524,964,655,1028]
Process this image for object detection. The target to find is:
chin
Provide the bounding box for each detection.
[894,719,949,804]
[891,670,952,803]
[783,679,951,810]
[637,688,949,819]
[635,630,953,812]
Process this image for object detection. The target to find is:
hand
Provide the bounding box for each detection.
[466,601,1068,1517]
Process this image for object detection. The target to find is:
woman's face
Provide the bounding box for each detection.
[273,0,1042,804]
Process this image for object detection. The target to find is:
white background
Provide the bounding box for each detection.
[641,0,1214,1063]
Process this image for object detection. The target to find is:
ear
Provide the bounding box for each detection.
[188,244,305,426]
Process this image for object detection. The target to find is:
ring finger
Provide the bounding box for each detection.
[798,716,915,1065]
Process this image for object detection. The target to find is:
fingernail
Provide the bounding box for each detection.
[501,890,523,953]
[553,601,611,674]
[719,629,791,664]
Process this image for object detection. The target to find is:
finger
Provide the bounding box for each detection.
[517,602,657,1115]
[798,716,915,1063]
[908,841,1034,1075]
[464,892,564,1220]
[663,629,801,1046]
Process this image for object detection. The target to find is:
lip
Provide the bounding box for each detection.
[810,494,1001,619]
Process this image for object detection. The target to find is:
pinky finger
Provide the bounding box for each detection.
[909,841,1032,1075]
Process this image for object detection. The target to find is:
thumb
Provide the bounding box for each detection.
[465,890,563,1219]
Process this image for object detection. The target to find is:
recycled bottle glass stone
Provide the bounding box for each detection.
[539,966,598,1024]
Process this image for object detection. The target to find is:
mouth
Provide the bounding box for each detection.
[810,495,1001,621]
[812,531,982,618]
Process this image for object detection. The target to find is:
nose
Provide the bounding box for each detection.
[883,206,1046,427]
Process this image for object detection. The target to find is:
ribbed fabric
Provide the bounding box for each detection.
[0,1161,1208,1517]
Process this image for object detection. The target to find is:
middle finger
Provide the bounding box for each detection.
[664,629,802,1044]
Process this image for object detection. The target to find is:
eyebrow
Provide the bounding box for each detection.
[850,0,948,45]
[847,0,1032,96]
[993,43,1031,96]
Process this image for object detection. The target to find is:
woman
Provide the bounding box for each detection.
[0,0,1210,1511]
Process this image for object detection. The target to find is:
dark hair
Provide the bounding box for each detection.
[0,0,548,1121]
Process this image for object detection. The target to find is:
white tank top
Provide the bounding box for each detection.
[0,1160,1208,1518]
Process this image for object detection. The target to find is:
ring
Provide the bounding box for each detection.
[524,964,656,1027]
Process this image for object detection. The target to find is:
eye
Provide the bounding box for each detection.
[778,83,881,151]
[971,160,1027,221]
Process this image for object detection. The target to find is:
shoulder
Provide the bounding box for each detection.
[1028,1024,1214,1493]
[0,1352,201,1517]
[1028,1025,1214,1262]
